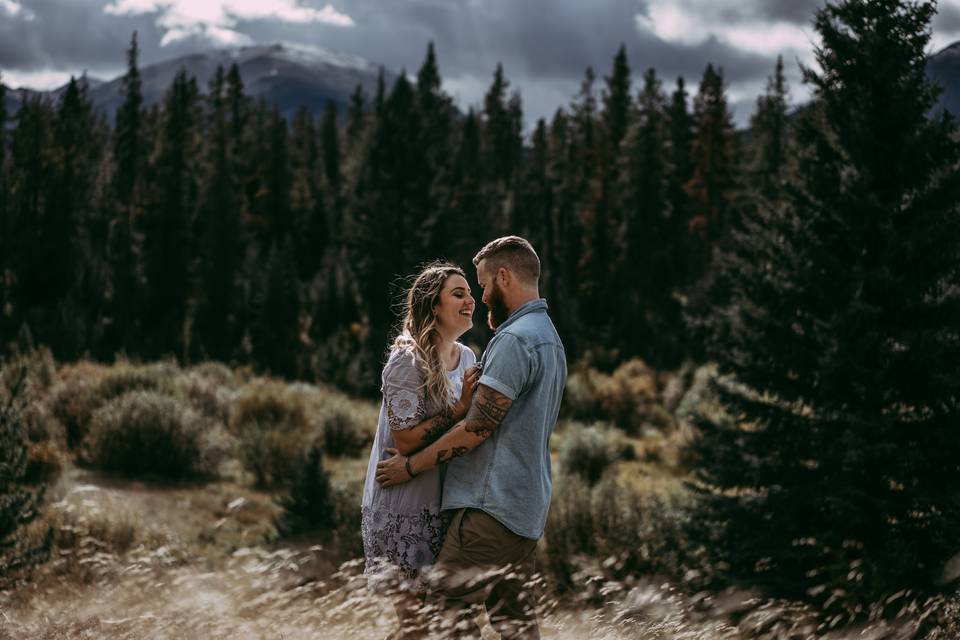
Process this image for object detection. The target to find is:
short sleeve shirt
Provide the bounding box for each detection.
[441,299,567,539]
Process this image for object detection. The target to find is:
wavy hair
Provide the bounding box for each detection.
[391,262,466,410]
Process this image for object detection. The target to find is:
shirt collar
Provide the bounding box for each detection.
[495,298,548,334]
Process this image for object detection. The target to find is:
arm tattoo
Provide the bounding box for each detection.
[435,446,469,466]
[420,403,455,444]
[464,386,512,441]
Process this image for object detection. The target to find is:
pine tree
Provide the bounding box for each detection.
[572,68,616,351]
[602,45,632,150]
[685,64,738,282]
[49,77,102,358]
[290,105,326,278]
[252,239,302,378]
[689,0,960,611]
[346,83,366,150]
[350,73,431,382]
[668,77,695,286]
[7,97,56,342]
[749,56,791,202]
[142,67,201,359]
[194,65,243,362]
[107,32,147,357]
[0,368,49,585]
[618,69,683,366]
[546,108,582,355]
[0,75,11,343]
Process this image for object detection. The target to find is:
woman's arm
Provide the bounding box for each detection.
[391,365,479,456]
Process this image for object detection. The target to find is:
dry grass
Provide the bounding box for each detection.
[2,358,956,639]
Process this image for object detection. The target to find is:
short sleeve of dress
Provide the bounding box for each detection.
[383,350,426,431]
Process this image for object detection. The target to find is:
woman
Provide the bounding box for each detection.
[361,262,479,639]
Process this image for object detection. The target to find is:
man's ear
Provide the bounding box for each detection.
[497,266,510,286]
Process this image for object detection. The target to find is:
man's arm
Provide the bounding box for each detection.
[375,384,513,486]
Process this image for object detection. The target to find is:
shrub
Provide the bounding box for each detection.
[276,440,336,535]
[0,365,50,586]
[232,379,313,488]
[48,362,108,448]
[84,391,226,480]
[24,441,63,485]
[558,423,619,486]
[564,359,678,434]
[595,359,674,434]
[543,472,698,596]
[94,361,179,401]
[49,362,181,450]
[175,371,233,425]
[331,478,365,559]
[231,379,308,435]
[321,409,368,458]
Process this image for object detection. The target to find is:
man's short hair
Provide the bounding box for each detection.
[473,236,540,285]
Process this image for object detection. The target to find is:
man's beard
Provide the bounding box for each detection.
[487,281,509,330]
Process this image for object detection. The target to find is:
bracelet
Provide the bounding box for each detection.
[405,456,417,478]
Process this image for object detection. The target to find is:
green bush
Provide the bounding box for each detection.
[321,408,369,458]
[276,440,335,535]
[558,423,619,486]
[543,472,698,596]
[563,359,678,434]
[331,478,365,559]
[232,379,312,488]
[49,362,182,450]
[83,390,226,480]
[175,371,233,425]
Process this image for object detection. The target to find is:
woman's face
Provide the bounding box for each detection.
[433,274,475,336]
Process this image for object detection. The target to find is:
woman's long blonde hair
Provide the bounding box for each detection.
[391,262,466,410]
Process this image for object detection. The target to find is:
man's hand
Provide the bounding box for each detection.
[376,448,412,487]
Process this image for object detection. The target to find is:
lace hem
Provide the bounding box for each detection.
[360,504,448,592]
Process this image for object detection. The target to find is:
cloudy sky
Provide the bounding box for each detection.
[2,0,960,127]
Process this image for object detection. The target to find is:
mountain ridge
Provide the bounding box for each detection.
[2,42,387,122]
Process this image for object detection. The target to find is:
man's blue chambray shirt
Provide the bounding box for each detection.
[441,298,567,539]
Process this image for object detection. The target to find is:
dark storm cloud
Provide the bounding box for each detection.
[934,2,960,35]
[0,0,849,124]
[0,0,166,75]
[751,0,825,24]
[245,0,774,97]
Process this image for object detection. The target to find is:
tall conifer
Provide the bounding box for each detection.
[690,0,960,610]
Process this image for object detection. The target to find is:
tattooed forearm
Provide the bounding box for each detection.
[434,446,469,466]
[420,403,455,444]
[463,386,513,440]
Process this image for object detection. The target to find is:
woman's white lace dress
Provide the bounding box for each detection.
[360,342,476,592]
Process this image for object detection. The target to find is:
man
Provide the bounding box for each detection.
[376,236,567,639]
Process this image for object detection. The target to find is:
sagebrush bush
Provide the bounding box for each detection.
[331,479,365,559]
[563,359,678,434]
[276,440,335,535]
[321,409,368,458]
[558,423,621,486]
[24,441,63,484]
[48,362,108,448]
[49,362,183,449]
[231,379,308,435]
[175,371,233,425]
[84,390,226,480]
[543,472,698,595]
[232,379,313,488]
[94,361,179,401]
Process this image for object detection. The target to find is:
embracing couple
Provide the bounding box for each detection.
[360,236,567,639]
